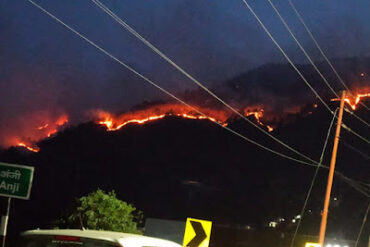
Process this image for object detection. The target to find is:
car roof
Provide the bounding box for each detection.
[22,229,182,247]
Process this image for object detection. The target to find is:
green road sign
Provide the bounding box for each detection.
[0,162,34,200]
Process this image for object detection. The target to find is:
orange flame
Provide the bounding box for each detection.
[93,104,232,131]
[95,104,272,132]
[98,113,229,131]
[17,142,40,153]
[244,108,274,132]
[9,104,275,152]
[99,114,167,131]
[37,123,49,130]
[331,92,370,110]
[13,114,69,152]
[45,115,68,137]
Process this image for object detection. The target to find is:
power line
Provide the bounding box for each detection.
[90,0,323,166]
[266,0,338,98]
[267,0,370,129]
[239,0,370,197]
[27,0,369,198]
[340,139,370,161]
[354,201,369,247]
[287,0,370,111]
[26,0,317,168]
[239,0,370,145]
[335,173,370,197]
[344,107,370,128]
[341,123,370,145]
[92,0,370,165]
[240,0,332,113]
[290,108,338,247]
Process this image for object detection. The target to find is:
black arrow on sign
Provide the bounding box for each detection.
[186,220,207,247]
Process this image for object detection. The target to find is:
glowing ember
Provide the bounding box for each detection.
[331,92,370,110]
[38,123,49,130]
[17,142,40,153]
[244,108,274,132]
[55,115,68,126]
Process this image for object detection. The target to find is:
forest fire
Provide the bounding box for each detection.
[8,88,369,153]
[95,104,230,131]
[244,108,274,132]
[11,114,69,153]
[95,103,272,132]
[331,91,370,110]
[4,104,275,153]
[17,142,40,153]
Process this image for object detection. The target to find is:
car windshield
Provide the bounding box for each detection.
[21,236,120,247]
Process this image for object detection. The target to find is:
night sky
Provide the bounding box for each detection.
[0,0,370,144]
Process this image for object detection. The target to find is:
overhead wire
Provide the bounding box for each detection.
[240,0,332,113]
[267,0,338,98]
[27,0,369,198]
[239,0,370,145]
[341,123,370,144]
[267,0,370,130]
[344,107,370,128]
[26,0,317,169]
[90,0,324,166]
[340,139,370,161]
[290,108,338,247]
[92,0,370,191]
[354,201,369,247]
[335,173,370,197]
[287,0,370,111]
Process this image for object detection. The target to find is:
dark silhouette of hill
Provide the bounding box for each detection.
[0,101,368,244]
[0,57,369,245]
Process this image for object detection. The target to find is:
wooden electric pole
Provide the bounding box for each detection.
[319,90,346,247]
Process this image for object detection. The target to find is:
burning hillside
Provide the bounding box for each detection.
[3,103,275,153]
[93,104,231,131]
[3,85,369,154]
[0,110,68,153]
[93,103,273,132]
[1,58,369,154]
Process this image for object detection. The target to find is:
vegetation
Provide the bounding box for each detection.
[54,189,143,234]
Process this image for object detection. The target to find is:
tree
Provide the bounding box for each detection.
[54,189,143,234]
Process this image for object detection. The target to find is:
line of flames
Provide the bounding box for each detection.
[14,90,369,153]
[17,109,270,153]
[331,93,370,110]
[16,115,68,153]
[98,113,228,132]
[17,142,40,153]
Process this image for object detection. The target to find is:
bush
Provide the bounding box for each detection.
[54,189,143,234]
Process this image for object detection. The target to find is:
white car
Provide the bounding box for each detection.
[21,229,182,247]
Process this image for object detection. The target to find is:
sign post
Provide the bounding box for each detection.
[0,162,34,247]
[183,218,212,247]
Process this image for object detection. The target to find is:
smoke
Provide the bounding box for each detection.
[0,109,67,148]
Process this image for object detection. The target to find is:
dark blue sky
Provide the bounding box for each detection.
[0,0,369,132]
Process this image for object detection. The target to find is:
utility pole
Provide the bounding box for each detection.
[1,197,11,247]
[319,91,346,247]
